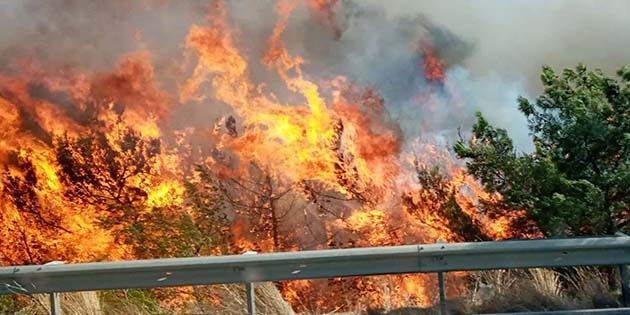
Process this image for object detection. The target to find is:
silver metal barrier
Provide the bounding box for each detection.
[2,236,630,315]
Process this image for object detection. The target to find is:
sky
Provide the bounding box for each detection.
[367,0,630,91]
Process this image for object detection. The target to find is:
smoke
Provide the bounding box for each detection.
[2,0,627,152]
[284,0,630,151]
[244,1,530,150]
[213,0,532,150]
[362,0,630,151]
[0,1,206,71]
[370,0,630,88]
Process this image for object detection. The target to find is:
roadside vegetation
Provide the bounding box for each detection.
[455,65,630,237]
[2,64,628,315]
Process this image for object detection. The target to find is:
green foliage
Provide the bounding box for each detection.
[455,65,630,236]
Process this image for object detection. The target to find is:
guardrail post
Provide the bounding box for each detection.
[241,251,257,315]
[246,282,255,315]
[436,240,447,315]
[615,232,630,306]
[438,272,447,315]
[620,264,630,307]
[49,292,61,315]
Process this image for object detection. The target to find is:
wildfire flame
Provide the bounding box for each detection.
[422,48,446,82]
[0,0,538,312]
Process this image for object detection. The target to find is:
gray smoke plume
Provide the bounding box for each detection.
[0,1,207,73]
[361,0,630,151]
[1,0,628,152]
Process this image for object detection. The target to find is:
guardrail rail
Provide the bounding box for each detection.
[2,236,630,315]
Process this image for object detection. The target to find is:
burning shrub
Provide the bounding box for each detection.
[402,164,487,242]
[1,155,71,264]
[55,127,160,242]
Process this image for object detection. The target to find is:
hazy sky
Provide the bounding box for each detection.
[365,0,630,91]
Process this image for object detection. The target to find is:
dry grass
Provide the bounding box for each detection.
[566,267,619,308]
[529,268,564,298]
[365,299,469,315]
[18,292,102,315]
[468,267,619,313]
[468,269,518,306]
[16,283,294,315]
[185,282,295,315]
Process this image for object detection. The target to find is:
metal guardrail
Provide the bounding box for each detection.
[484,309,630,315]
[2,236,630,315]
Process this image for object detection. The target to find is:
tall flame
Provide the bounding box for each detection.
[0,0,538,312]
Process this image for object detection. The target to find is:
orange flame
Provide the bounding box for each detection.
[0,0,538,312]
[422,48,445,82]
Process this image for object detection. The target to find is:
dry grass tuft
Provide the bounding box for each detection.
[468,269,517,306]
[468,267,620,313]
[529,268,563,298]
[19,292,102,315]
[470,269,569,313]
[187,282,295,315]
[565,267,619,308]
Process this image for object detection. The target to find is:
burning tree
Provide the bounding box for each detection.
[196,162,295,253]
[1,155,71,264]
[402,163,488,242]
[58,130,154,207]
[55,127,160,239]
[55,125,231,258]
